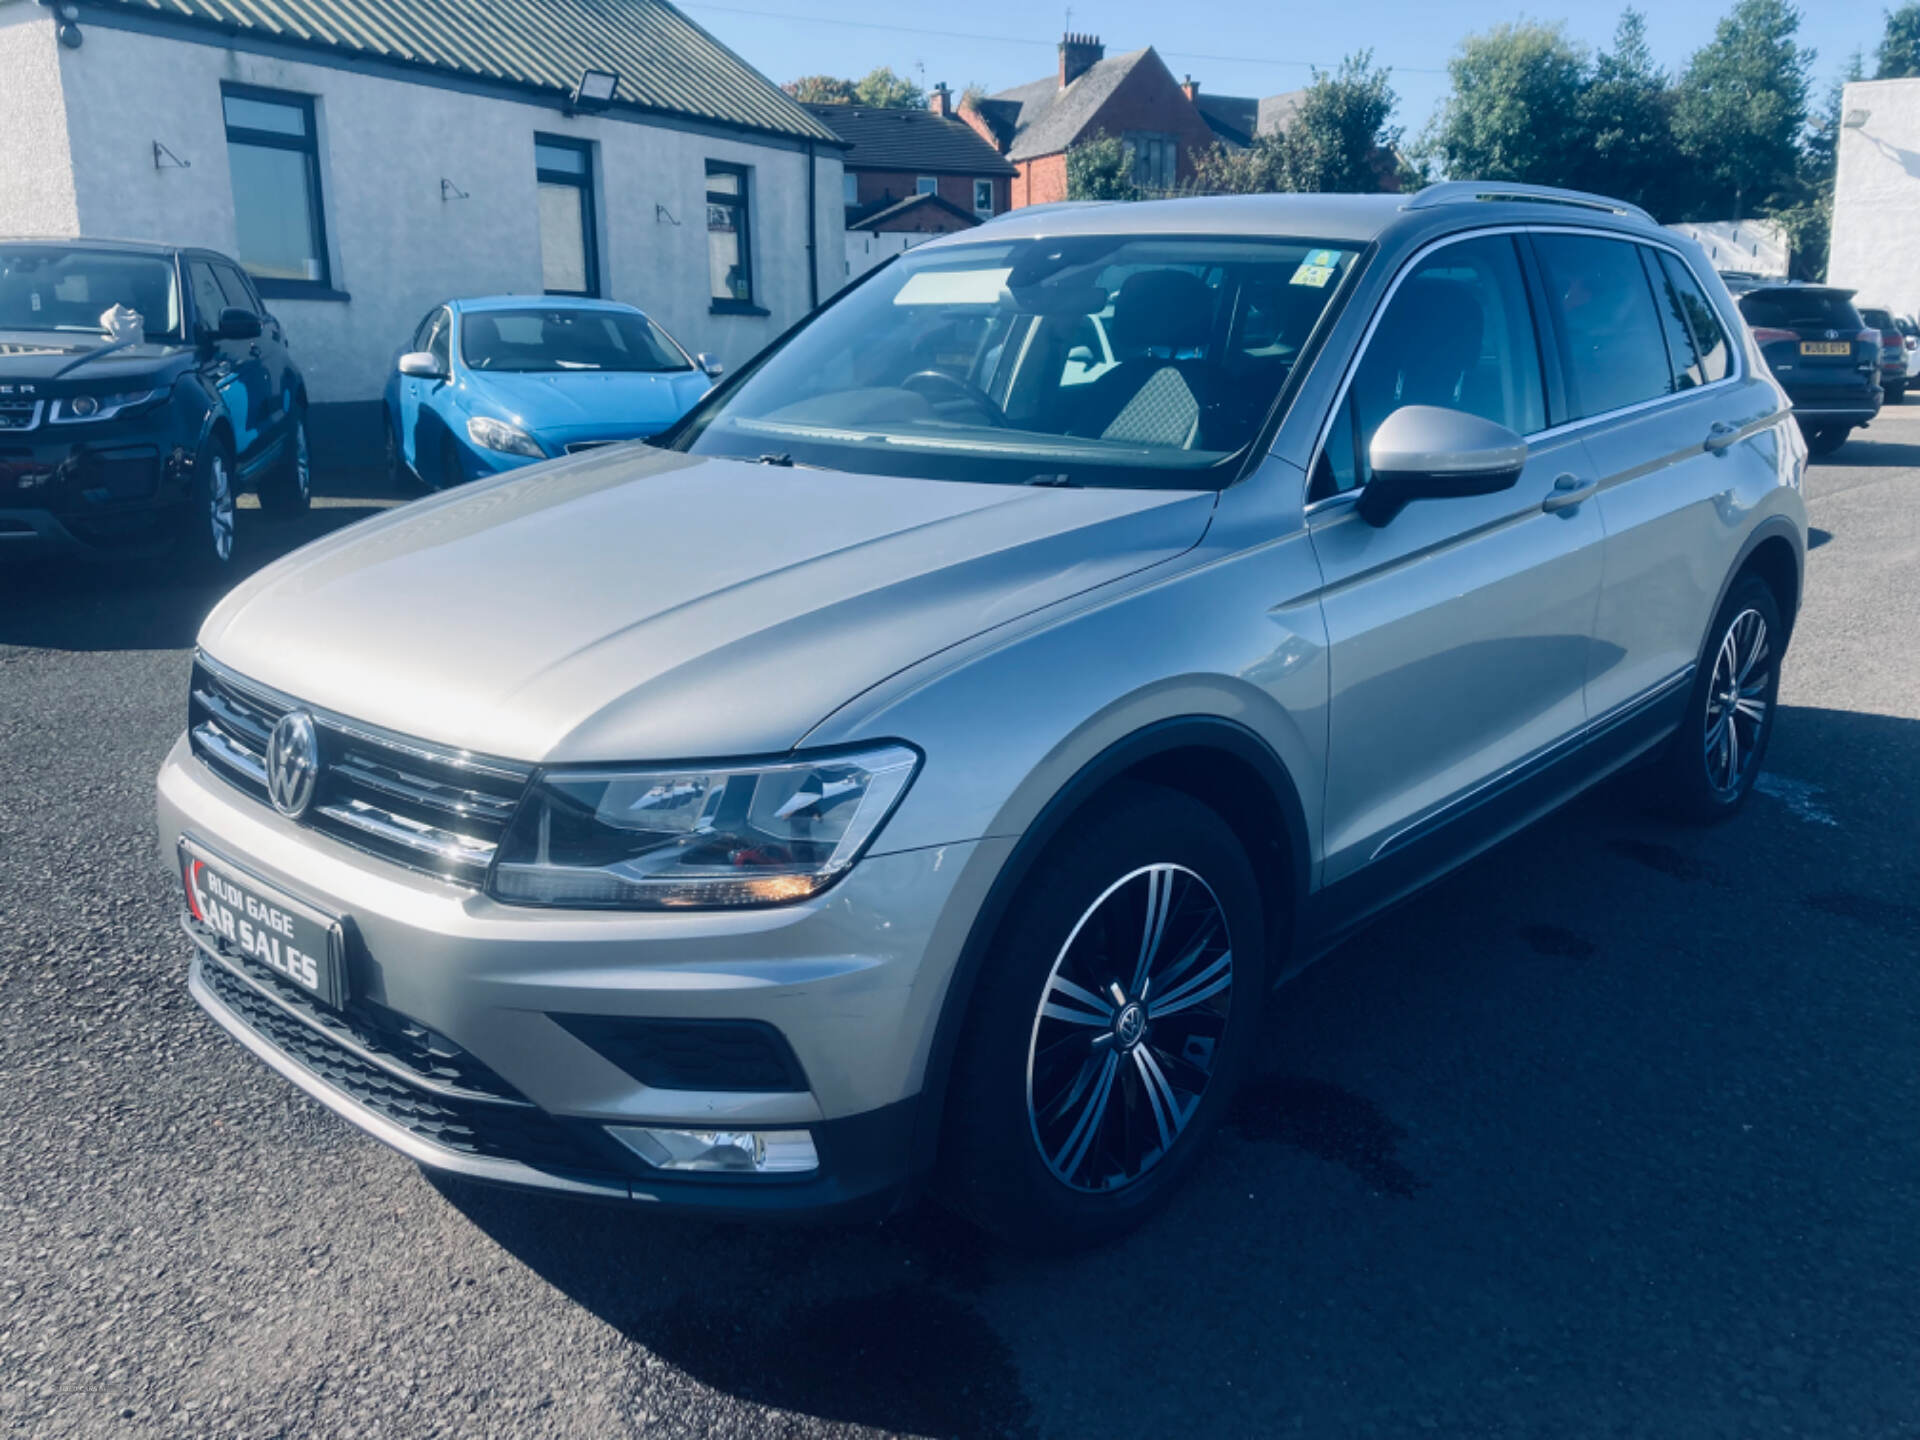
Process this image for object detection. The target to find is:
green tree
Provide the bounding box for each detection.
[1572,10,1683,217]
[784,67,926,109]
[1672,0,1813,219]
[1877,4,1920,77]
[1423,21,1590,184]
[1065,134,1141,201]
[1196,51,1401,194]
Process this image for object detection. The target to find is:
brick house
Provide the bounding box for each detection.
[961,35,1221,207]
[805,96,1015,225]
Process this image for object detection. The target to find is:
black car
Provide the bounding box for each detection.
[0,238,309,571]
[1735,282,1881,457]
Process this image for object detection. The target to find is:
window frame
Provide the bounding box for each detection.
[220,82,333,298]
[973,178,994,216]
[1304,225,1746,513]
[534,134,600,298]
[915,176,938,197]
[705,161,761,315]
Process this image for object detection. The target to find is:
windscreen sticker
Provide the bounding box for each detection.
[1289,250,1347,288]
[893,267,1014,306]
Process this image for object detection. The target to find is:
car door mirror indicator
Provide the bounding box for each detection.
[1357,404,1528,526]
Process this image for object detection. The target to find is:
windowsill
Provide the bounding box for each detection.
[709,299,770,317]
[254,279,351,303]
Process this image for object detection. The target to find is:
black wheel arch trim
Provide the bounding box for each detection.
[906,714,1311,1184]
[1707,515,1804,655]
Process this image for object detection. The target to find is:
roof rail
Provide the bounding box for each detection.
[1403,181,1654,225]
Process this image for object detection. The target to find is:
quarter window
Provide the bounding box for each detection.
[212,261,262,316]
[187,261,229,334]
[1659,253,1731,384]
[1531,232,1672,421]
[1313,234,1545,500]
[706,163,755,309]
[535,136,598,297]
[221,85,330,291]
[1644,248,1704,392]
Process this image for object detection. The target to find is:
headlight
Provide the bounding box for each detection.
[466,415,544,457]
[50,388,163,423]
[489,744,920,909]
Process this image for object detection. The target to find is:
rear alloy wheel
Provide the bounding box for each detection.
[1653,575,1784,823]
[258,412,311,515]
[941,783,1265,1249]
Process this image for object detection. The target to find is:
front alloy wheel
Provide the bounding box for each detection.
[1028,864,1233,1192]
[941,782,1264,1249]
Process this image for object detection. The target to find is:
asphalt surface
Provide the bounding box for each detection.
[3,413,1918,1439]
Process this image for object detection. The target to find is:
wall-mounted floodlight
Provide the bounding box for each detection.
[568,69,620,115]
[1844,109,1870,129]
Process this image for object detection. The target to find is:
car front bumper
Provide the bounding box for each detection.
[157,733,1010,1217]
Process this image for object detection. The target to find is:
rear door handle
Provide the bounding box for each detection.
[1705,420,1741,454]
[1541,473,1598,513]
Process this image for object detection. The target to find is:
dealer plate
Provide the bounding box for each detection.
[1800,341,1852,356]
[180,839,346,1009]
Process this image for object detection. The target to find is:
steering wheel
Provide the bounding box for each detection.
[900,370,1006,426]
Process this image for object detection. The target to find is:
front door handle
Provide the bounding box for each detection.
[1705,419,1741,454]
[1541,473,1598,513]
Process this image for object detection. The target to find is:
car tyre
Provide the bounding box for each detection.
[175,433,238,576]
[384,414,418,492]
[939,782,1266,1251]
[1888,382,1906,403]
[1804,425,1850,457]
[257,410,312,515]
[1650,574,1784,824]
[439,433,465,490]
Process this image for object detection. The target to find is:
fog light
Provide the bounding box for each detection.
[607,1125,818,1175]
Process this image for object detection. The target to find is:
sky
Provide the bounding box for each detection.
[681,0,1890,136]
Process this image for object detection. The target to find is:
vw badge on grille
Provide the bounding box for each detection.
[267,711,320,819]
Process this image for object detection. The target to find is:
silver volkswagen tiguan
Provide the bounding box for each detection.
[158,183,1806,1248]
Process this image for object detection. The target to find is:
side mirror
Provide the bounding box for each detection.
[697,352,724,379]
[215,306,261,341]
[398,351,446,380]
[1356,405,1527,527]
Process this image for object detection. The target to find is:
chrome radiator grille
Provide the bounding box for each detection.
[187,657,532,886]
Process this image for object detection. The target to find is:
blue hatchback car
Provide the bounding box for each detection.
[383,296,718,489]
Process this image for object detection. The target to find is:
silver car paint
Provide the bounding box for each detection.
[159,193,1806,1197]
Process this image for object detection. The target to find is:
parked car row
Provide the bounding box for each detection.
[0,235,715,572]
[1725,276,1919,457]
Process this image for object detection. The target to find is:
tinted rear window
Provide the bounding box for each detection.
[1532,233,1672,421]
[1861,308,1896,334]
[1738,290,1863,332]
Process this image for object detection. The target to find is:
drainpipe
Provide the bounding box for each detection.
[806,139,819,310]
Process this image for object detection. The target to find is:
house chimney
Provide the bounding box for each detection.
[1059,32,1103,89]
[930,81,952,118]
[1181,74,1199,103]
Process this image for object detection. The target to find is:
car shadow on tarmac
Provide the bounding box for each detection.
[0,471,401,653]
[436,703,1920,1438]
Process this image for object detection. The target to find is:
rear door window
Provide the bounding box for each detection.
[1657,253,1731,384]
[1531,233,1672,421]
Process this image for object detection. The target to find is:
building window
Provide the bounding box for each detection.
[1122,132,1178,192]
[706,162,757,311]
[535,136,598,296]
[221,85,330,293]
[973,178,994,216]
[844,172,859,206]
[916,176,938,196]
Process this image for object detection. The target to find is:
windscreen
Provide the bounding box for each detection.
[667,234,1360,489]
[1739,289,1863,333]
[461,308,693,373]
[0,248,183,341]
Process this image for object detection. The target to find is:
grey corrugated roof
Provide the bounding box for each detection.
[804,103,1014,176]
[987,48,1156,161]
[88,0,839,144]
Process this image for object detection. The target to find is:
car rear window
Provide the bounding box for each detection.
[1861,308,1896,337]
[1737,290,1863,333]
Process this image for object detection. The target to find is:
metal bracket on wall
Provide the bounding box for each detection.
[152,141,190,170]
[655,204,681,226]
[441,178,470,201]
